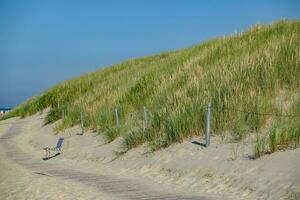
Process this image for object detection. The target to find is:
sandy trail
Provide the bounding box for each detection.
[0,112,299,200]
[0,118,215,200]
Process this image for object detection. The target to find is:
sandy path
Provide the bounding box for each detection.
[1,112,299,200]
[0,119,215,200]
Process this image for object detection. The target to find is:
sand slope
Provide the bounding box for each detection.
[0,112,299,199]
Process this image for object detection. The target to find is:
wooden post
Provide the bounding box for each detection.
[115,109,119,127]
[80,111,84,135]
[205,102,211,147]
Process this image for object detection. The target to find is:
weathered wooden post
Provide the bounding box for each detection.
[115,109,119,127]
[205,102,211,147]
[80,111,84,135]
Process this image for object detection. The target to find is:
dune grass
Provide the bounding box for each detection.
[255,96,300,158]
[2,20,300,154]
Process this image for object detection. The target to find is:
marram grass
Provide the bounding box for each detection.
[255,96,300,158]
[2,20,300,155]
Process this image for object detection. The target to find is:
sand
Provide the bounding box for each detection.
[0,111,299,200]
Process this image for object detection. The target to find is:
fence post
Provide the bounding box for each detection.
[205,102,211,147]
[144,106,148,130]
[80,111,84,135]
[115,109,119,127]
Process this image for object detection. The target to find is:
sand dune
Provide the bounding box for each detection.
[0,112,299,199]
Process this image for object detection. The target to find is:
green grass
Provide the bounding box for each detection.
[1,19,300,154]
[255,135,266,158]
[269,128,278,153]
[105,124,129,143]
[255,94,300,158]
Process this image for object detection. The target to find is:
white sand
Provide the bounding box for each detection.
[0,112,299,200]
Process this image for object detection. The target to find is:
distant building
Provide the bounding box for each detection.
[0,108,12,115]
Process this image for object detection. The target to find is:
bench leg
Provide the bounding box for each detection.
[44,149,50,159]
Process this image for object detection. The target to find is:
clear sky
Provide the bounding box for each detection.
[0,0,299,108]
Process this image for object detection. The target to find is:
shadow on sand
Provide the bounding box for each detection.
[191,141,206,147]
[42,153,61,161]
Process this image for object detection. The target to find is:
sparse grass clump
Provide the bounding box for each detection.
[105,125,128,143]
[123,130,146,149]
[269,128,278,153]
[1,20,300,154]
[255,135,266,158]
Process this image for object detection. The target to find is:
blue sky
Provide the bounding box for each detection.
[0,0,299,107]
